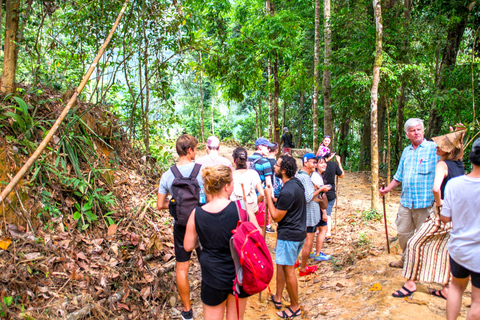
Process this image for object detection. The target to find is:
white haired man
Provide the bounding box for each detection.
[380,118,439,268]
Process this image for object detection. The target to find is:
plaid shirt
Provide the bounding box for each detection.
[296,170,320,227]
[393,139,439,209]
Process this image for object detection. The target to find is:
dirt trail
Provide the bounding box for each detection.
[183,145,472,319]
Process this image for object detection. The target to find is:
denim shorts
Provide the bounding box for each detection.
[326,199,336,216]
[275,239,305,266]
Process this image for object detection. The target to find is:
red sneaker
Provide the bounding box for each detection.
[299,265,318,276]
[294,260,300,269]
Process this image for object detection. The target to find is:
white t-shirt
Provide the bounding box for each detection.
[442,175,480,272]
[230,169,262,213]
[311,171,324,187]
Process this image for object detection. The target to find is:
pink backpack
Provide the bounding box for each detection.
[230,200,274,296]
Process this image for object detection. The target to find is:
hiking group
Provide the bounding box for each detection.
[157,120,480,320]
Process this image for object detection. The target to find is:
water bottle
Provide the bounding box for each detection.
[199,186,206,204]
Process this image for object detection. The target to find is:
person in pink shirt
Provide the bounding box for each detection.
[196,136,233,170]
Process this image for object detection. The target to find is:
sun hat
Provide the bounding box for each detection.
[431,130,465,153]
[255,137,275,147]
[206,136,220,148]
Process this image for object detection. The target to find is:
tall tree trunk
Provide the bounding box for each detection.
[338,117,351,163]
[282,100,286,132]
[297,91,305,148]
[386,98,392,200]
[378,94,386,163]
[199,53,205,143]
[267,61,273,140]
[1,0,21,94]
[323,0,333,141]
[426,11,468,139]
[272,57,280,144]
[370,0,383,210]
[359,111,371,171]
[395,83,406,166]
[313,0,320,151]
[370,0,383,211]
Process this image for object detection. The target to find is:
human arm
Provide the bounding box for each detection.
[321,208,328,222]
[157,192,169,210]
[256,181,265,203]
[432,161,448,207]
[245,200,262,232]
[183,209,198,252]
[335,155,345,178]
[264,185,288,222]
[379,179,401,196]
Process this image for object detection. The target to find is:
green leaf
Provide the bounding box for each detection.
[73,211,81,220]
[4,111,26,131]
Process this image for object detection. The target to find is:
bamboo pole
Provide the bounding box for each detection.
[0,0,130,204]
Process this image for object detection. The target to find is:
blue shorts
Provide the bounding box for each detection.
[326,199,336,216]
[275,239,305,266]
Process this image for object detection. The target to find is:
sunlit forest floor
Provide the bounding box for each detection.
[0,139,473,319]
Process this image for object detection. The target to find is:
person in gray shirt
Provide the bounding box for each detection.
[157,134,203,320]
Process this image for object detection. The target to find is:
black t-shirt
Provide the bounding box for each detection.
[194,202,239,290]
[324,161,343,201]
[281,133,294,148]
[275,177,306,241]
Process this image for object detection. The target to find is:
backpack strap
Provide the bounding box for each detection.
[189,163,202,179]
[170,164,183,178]
[235,200,248,222]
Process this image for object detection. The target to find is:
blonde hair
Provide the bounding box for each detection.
[201,165,233,195]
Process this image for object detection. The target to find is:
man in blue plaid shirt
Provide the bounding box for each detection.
[380,118,439,268]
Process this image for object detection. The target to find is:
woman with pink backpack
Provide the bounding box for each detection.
[184,165,261,320]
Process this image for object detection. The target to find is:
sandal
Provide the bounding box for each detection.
[389,260,404,268]
[270,295,282,309]
[429,289,447,300]
[392,286,415,298]
[277,307,302,319]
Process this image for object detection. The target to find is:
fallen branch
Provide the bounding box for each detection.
[0,0,130,204]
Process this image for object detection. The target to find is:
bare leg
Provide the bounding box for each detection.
[276,265,301,317]
[326,216,332,237]
[300,233,315,272]
[203,300,226,320]
[315,225,328,255]
[467,284,480,320]
[447,276,469,320]
[275,264,286,303]
[225,296,248,320]
[176,261,192,311]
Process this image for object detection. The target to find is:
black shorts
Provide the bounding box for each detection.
[174,223,200,262]
[450,255,480,288]
[201,281,250,306]
[306,226,317,233]
[316,210,327,227]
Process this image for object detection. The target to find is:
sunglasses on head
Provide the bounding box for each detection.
[324,135,331,138]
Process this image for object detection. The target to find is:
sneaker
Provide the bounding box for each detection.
[309,251,316,259]
[324,236,332,243]
[314,252,331,262]
[181,309,193,320]
[299,265,318,276]
[265,225,275,233]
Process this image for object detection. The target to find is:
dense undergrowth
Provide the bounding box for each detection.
[0,85,182,319]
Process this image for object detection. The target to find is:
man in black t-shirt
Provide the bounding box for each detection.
[280,127,295,155]
[323,153,344,241]
[265,155,306,319]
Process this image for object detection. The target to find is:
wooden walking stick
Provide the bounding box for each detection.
[334,176,338,236]
[382,183,391,254]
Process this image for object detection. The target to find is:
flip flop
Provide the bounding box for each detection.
[270,295,282,309]
[277,307,302,319]
[389,260,404,268]
[429,289,447,300]
[392,286,415,298]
